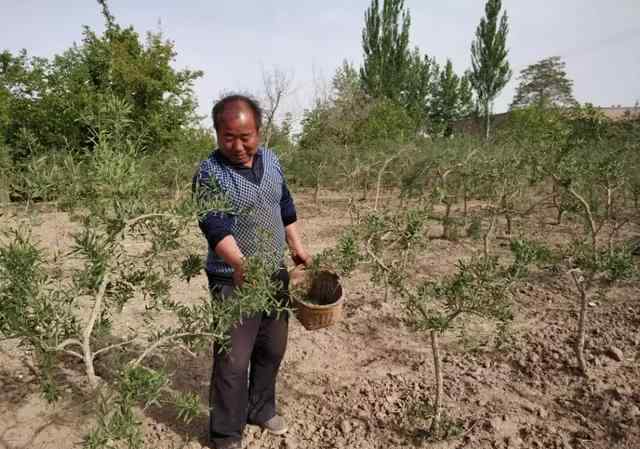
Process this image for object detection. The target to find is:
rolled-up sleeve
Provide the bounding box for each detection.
[192,165,233,250]
[280,182,297,226]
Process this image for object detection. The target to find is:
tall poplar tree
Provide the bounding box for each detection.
[470,0,511,139]
[402,48,437,131]
[511,56,577,109]
[430,60,474,135]
[360,0,411,103]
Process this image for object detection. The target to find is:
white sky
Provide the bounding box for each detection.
[2,0,639,128]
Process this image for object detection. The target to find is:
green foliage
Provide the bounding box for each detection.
[173,391,202,424]
[180,254,204,283]
[355,97,415,144]
[0,1,203,164]
[499,104,569,147]
[466,216,482,240]
[335,231,362,276]
[508,239,553,278]
[511,56,577,109]
[293,72,415,192]
[0,143,12,202]
[601,247,637,282]
[411,256,513,333]
[305,230,362,279]
[360,0,411,103]
[0,229,78,385]
[84,389,144,449]
[402,49,438,130]
[119,366,168,407]
[568,241,637,282]
[430,60,474,135]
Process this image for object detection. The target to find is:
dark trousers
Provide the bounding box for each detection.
[207,270,289,448]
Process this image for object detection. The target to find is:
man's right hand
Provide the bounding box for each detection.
[214,235,246,287]
[232,261,245,287]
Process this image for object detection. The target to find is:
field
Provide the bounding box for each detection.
[1,191,638,449]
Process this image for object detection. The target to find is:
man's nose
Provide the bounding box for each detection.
[232,139,243,152]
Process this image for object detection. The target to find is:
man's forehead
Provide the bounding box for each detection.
[221,102,255,125]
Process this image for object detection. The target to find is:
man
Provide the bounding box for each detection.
[193,94,310,449]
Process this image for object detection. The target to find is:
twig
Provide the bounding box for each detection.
[125,213,176,229]
[55,338,83,352]
[130,331,225,368]
[92,336,139,360]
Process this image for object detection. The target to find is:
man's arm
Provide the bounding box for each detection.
[193,166,245,285]
[214,235,245,286]
[280,181,311,266]
[285,222,311,266]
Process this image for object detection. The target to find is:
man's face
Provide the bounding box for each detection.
[216,101,260,166]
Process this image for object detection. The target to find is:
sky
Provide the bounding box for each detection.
[2,0,640,127]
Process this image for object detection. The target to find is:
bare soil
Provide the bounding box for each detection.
[1,193,639,449]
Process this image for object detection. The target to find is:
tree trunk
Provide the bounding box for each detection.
[361,174,369,201]
[443,201,452,239]
[575,279,589,376]
[83,347,99,389]
[83,274,110,389]
[374,166,385,211]
[430,330,443,436]
[463,189,469,225]
[484,102,491,140]
[0,183,9,204]
[552,183,563,225]
[313,180,320,206]
[483,213,497,259]
[556,208,564,226]
[314,163,325,206]
[501,195,512,236]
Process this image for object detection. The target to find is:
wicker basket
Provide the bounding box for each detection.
[289,267,344,331]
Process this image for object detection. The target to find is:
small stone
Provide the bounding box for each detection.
[339,419,352,435]
[282,436,298,449]
[626,404,640,418]
[588,301,598,307]
[506,436,524,448]
[605,347,624,362]
[537,407,549,419]
[573,429,591,440]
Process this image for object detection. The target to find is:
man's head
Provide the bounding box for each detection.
[212,94,262,166]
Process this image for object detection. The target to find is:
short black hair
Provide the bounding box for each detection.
[212,94,263,132]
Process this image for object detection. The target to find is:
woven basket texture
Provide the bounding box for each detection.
[290,268,344,331]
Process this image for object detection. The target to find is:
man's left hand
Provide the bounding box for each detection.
[291,248,312,267]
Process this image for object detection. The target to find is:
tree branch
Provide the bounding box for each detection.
[130,331,225,368]
[125,213,176,229]
[92,336,139,360]
[55,338,83,352]
[82,273,109,388]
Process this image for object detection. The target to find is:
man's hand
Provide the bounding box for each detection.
[231,260,245,287]
[214,235,245,286]
[291,248,312,267]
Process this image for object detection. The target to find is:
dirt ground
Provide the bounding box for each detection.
[1,192,639,449]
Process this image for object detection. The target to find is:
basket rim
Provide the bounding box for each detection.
[291,293,345,310]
